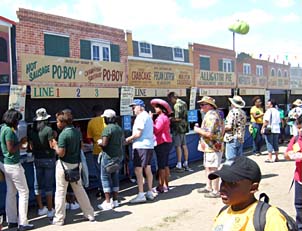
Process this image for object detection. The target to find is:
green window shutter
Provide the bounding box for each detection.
[44,34,69,57]
[80,40,91,60]
[231,61,235,72]
[218,59,223,71]
[110,44,120,62]
[200,56,210,70]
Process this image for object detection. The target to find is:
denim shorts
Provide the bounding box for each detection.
[264,133,279,152]
[34,158,56,195]
[225,138,244,161]
[101,153,121,193]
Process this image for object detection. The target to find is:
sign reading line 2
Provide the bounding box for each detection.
[31,86,119,99]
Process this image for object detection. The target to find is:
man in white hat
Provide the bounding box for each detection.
[224,95,247,160]
[288,99,302,137]
[194,96,224,198]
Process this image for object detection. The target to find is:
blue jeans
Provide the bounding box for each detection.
[252,123,263,154]
[225,138,243,160]
[264,133,279,152]
[34,158,56,195]
[295,181,302,230]
[93,155,102,190]
[101,153,121,193]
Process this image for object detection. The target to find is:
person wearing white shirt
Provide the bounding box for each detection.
[261,99,281,163]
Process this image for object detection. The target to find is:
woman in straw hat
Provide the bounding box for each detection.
[150,99,173,193]
[28,108,56,218]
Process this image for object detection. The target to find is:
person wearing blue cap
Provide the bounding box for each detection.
[126,99,155,203]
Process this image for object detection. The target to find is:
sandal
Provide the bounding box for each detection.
[264,159,274,163]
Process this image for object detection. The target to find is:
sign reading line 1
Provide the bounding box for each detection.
[31,86,119,98]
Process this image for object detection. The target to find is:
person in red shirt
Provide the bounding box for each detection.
[284,115,302,230]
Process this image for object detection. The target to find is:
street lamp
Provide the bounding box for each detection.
[228,20,250,95]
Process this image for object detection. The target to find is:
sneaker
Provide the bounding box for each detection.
[197,188,212,194]
[112,200,119,208]
[70,202,80,210]
[38,206,48,216]
[152,186,164,194]
[163,186,169,193]
[97,201,113,211]
[183,165,194,172]
[65,202,70,210]
[86,215,95,222]
[145,191,155,201]
[17,224,34,231]
[129,194,147,204]
[8,223,18,228]
[47,209,55,218]
[204,192,220,198]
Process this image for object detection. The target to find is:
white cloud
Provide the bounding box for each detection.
[190,0,218,9]
[275,0,295,8]
[281,13,300,23]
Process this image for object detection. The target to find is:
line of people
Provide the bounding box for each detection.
[0,92,301,230]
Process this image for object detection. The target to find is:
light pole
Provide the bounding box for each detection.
[228,20,250,94]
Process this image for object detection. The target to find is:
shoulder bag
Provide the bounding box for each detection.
[264,109,272,135]
[60,160,80,183]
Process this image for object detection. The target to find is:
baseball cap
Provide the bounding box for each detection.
[129,99,145,107]
[208,156,262,183]
[101,109,116,118]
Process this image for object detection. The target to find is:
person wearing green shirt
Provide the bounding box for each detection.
[97,109,124,211]
[52,109,94,225]
[0,109,34,231]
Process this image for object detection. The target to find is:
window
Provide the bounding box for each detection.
[91,42,110,61]
[44,33,69,57]
[0,37,8,62]
[271,68,275,77]
[277,69,282,77]
[223,59,232,72]
[284,70,288,77]
[200,56,210,70]
[243,63,251,75]
[80,40,120,62]
[256,65,263,76]
[138,42,152,57]
[173,47,184,61]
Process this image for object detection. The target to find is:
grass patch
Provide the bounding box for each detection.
[137,209,190,231]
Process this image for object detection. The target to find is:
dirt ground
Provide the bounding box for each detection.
[1,145,297,231]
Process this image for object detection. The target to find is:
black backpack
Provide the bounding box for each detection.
[218,193,297,231]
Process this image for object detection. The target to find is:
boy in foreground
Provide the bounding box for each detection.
[210,156,288,230]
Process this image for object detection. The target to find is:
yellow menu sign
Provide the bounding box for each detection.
[128,60,193,88]
[196,71,236,88]
[21,54,125,87]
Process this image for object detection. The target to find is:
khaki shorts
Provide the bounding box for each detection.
[203,152,222,168]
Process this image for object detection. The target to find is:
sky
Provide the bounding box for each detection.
[1,0,302,66]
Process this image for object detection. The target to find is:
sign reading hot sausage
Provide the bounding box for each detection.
[128,60,193,88]
[21,54,125,86]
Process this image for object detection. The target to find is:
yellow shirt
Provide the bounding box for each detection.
[87,116,106,155]
[250,106,264,124]
[213,202,288,231]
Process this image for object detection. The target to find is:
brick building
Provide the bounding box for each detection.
[192,43,236,112]
[15,8,128,119]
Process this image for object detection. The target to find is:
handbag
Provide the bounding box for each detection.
[104,154,120,174]
[60,160,80,183]
[264,109,272,135]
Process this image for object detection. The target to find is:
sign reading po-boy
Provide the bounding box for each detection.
[21,54,125,87]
